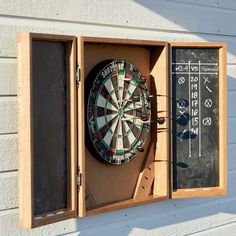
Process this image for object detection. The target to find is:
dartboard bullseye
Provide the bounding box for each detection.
[86,60,151,165]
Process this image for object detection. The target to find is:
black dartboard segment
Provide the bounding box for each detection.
[86,60,151,165]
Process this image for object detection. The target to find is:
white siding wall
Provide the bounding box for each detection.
[0,0,236,235]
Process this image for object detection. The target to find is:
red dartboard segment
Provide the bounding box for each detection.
[86,60,151,165]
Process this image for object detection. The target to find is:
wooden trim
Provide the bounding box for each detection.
[170,42,226,48]
[68,38,78,214]
[28,32,75,42]
[77,37,86,217]
[86,195,168,216]
[18,33,77,229]
[18,32,33,229]
[82,36,167,46]
[169,43,174,198]
[172,187,226,198]
[170,42,227,198]
[219,44,227,193]
[33,210,76,228]
[81,37,169,215]
[152,45,170,197]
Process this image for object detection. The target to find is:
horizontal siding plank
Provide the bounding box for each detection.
[62,196,236,236]
[0,55,232,99]
[1,169,235,217]
[166,0,236,10]
[0,23,236,62]
[228,118,236,144]
[0,172,18,211]
[0,97,17,134]
[1,95,233,137]
[1,196,236,235]
[0,132,232,174]
[228,144,236,172]
[228,91,236,117]
[0,134,17,172]
[228,66,236,91]
[191,221,236,236]
[0,58,16,95]
[0,210,77,236]
[0,80,233,137]
[1,0,236,36]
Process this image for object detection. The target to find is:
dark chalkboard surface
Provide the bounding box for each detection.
[32,41,69,215]
[172,47,220,190]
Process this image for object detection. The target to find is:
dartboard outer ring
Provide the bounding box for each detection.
[86,59,151,165]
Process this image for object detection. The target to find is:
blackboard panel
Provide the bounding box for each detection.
[32,41,68,215]
[172,48,219,189]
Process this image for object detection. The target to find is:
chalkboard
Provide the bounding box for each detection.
[172,47,220,190]
[32,41,68,215]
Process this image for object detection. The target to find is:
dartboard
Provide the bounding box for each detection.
[86,60,151,165]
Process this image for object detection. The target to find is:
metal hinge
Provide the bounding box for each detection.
[76,167,82,191]
[76,66,81,87]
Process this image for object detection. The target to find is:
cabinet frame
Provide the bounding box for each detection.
[170,42,227,199]
[17,33,77,228]
[17,33,227,229]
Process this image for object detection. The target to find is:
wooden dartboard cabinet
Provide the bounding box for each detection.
[79,38,169,216]
[17,33,226,229]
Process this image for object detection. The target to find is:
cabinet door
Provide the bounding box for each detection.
[18,33,77,228]
[170,42,227,198]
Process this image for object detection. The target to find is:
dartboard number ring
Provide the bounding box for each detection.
[87,60,151,165]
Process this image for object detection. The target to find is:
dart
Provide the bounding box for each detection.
[140,120,153,124]
[157,117,166,125]
[117,98,131,103]
[117,95,140,103]
[146,95,154,102]
[140,113,149,121]
[132,95,154,103]
[137,76,147,83]
[121,77,132,81]
[122,148,131,151]
[131,95,140,102]
[137,146,144,152]
[142,117,166,125]
[121,113,151,122]
[121,117,140,121]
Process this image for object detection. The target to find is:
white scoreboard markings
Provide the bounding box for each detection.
[173,60,218,158]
